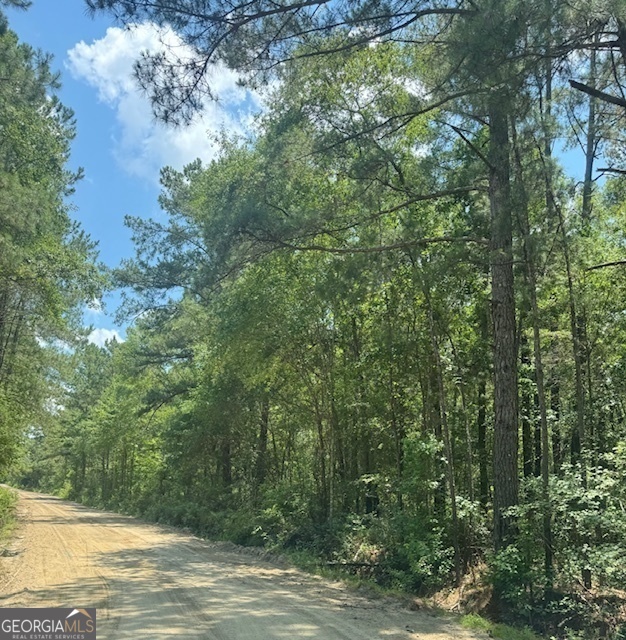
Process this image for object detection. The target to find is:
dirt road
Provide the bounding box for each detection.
[0,490,483,639]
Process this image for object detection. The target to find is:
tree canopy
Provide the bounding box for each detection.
[0,8,104,474]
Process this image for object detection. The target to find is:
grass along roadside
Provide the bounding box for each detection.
[284,549,542,640]
[461,613,542,640]
[0,486,18,546]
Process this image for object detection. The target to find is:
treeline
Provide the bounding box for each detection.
[16,1,626,637]
[0,2,102,476]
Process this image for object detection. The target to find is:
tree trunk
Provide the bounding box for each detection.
[520,333,534,478]
[254,395,270,496]
[489,97,519,551]
[550,379,561,473]
[221,440,232,487]
[477,375,489,509]
[513,116,554,581]
[429,357,446,520]
[425,291,461,584]
[385,293,405,509]
[582,42,597,224]
[448,332,474,504]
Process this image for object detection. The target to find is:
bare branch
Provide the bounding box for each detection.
[449,124,493,169]
[587,259,626,271]
[267,235,488,254]
[569,79,626,109]
[597,166,626,175]
[263,185,488,240]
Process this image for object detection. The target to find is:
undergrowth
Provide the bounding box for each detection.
[462,613,541,640]
[0,486,17,542]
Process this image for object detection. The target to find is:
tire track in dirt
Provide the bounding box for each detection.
[0,490,486,640]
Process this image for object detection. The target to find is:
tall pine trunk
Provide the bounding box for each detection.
[489,96,519,550]
[512,120,554,581]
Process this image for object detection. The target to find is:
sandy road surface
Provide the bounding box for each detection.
[0,490,484,639]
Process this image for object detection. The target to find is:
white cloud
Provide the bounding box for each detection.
[88,328,124,347]
[67,23,261,182]
[84,298,103,317]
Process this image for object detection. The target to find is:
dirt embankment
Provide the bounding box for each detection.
[0,490,486,639]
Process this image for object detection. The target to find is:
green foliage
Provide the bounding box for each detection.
[462,614,541,640]
[0,16,104,476]
[22,3,626,637]
[489,544,537,614]
[0,486,17,540]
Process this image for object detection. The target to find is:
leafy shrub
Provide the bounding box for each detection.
[0,486,17,537]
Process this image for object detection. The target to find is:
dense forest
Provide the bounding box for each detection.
[5,0,626,637]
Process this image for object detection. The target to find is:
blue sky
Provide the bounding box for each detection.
[5,0,259,346]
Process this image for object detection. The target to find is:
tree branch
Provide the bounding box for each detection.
[449,124,493,169]
[587,259,626,271]
[270,235,488,254]
[569,79,626,109]
[597,166,626,175]
[263,185,488,240]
